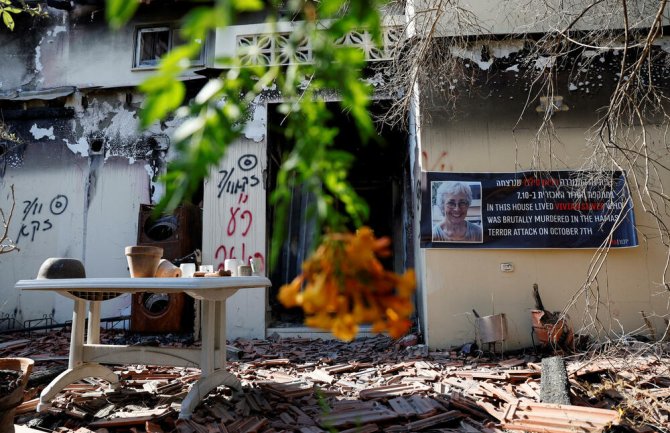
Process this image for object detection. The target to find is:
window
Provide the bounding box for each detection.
[134,26,205,69]
[135,27,171,68]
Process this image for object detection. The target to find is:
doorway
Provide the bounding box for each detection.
[265,102,412,326]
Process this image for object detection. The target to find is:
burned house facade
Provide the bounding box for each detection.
[1,0,670,348]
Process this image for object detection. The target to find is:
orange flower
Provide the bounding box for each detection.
[387,318,412,339]
[371,319,387,334]
[331,314,358,342]
[383,297,414,318]
[397,269,416,297]
[305,313,334,330]
[352,295,380,323]
[277,276,303,308]
[277,226,417,341]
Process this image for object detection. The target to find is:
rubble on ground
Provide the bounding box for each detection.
[2,330,669,433]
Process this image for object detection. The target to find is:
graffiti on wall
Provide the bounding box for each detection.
[421,150,450,172]
[16,194,69,244]
[217,154,261,198]
[214,152,265,270]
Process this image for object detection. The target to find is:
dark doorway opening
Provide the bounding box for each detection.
[266,102,411,326]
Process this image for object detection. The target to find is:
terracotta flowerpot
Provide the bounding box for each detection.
[125,246,163,277]
[0,357,34,433]
[155,259,182,278]
[531,309,574,348]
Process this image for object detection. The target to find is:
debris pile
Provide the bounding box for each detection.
[2,331,668,432]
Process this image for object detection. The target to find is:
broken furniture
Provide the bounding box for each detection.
[15,276,271,419]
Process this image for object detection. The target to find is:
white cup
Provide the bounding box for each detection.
[238,265,252,276]
[199,265,214,273]
[224,259,240,276]
[250,257,263,276]
[179,263,196,278]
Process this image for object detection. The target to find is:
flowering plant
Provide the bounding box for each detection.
[278,227,416,341]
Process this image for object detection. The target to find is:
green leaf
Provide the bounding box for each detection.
[2,11,14,31]
[180,6,219,41]
[233,0,264,12]
[173,117,206,143]
[106,0,139,29]
[160,44,200,71]
[194,79,224,105]
[139,73,174,93]
[140,81,185,128]
[319,0,345,17]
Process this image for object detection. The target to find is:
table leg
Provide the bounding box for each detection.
[69,298,86,368]
[193,300,201,341]
[179,369,242,419]
[217,300,226,369]
[87,300,101,344]
[38,299,118,412]
[200,299,216,375]
[38,364,119,412]
[179,299,241,419]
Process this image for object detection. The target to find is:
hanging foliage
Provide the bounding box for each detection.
[279,227,415,341]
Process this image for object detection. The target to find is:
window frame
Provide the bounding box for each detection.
[133,24,206,70]
[134,26,172,69]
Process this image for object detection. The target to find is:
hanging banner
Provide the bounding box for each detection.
[420,171,637,249]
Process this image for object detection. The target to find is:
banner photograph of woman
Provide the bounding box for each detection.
[431,181,483,243]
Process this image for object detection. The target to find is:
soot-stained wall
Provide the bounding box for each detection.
[0,88,183,325]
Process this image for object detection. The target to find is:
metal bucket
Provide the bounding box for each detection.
[476,313,508,343]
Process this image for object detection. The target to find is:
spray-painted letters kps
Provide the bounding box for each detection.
[16,194,68,244]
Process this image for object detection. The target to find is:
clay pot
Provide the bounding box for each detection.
[155,259,182,278]
[125,246,163,278]
[0,357,34,433]
[36,258,86,279]
[531,309,574,348]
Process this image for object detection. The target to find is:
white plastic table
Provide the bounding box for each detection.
[16,276,271,419]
